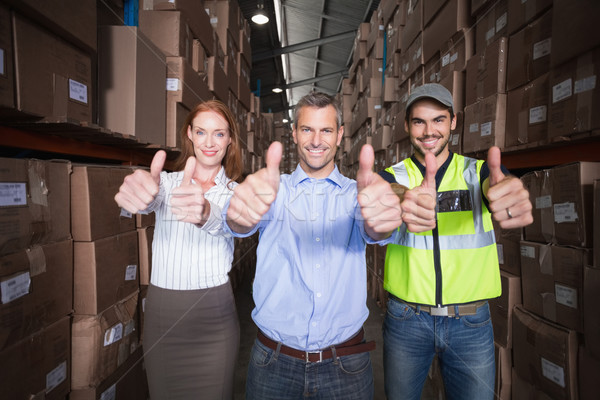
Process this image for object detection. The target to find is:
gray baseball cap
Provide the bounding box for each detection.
[405,83,454,112]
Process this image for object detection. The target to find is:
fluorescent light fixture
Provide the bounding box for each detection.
[252,1,269,25]
[272,87,283,93]
[282,118,289,123]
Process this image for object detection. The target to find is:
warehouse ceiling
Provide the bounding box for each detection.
[237,0,380,118]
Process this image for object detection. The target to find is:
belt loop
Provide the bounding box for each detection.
[331,346,338,364]
[274,341,282,360]
[415,305,421,315]
[454,305,460,319]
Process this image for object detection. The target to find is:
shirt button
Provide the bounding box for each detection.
[315,237,320,242]
[312,322,317,327]
[317,293,322,298]
[315,264,320,268]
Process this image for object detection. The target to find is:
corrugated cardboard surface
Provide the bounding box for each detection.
[74,231,139,316]
[0,239,73,352]
[490,270,521,348]
[522,169,554,243]
[506,73,549,147]
[0,4,15,111]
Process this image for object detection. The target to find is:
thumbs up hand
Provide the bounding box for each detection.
[356,144,403,240]
[400,152,438,232]
[115,150,166,213]
[170,156,208,224]
[485,146,533,228]
[227,141,282,233]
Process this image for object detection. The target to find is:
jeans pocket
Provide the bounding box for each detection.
[338,352,372,375]
[461,303,492,328]
[250,340,276,368]
[386,298,415,321]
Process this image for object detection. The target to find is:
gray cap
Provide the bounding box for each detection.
[405,83,454,112]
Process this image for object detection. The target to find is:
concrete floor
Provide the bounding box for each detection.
[232,265,441,400]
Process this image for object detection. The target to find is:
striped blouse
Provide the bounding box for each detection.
[144,166,237,290]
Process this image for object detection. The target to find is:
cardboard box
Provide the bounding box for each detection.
[0,158,71,256]
[423,0,471,63]
[137,226,154,286]
[439,29,474,82]
[520,242,589,332]
[505,73,549,147]
[207,56,229,102]
[71,164,136,242]
[400,32,423,81]
[205,0,240,53]
[439,71,465,115]
[583,266,600,360]
[0,4,15,113]
[74,231,139,315]
[506,9,552,91]
[0,316,70,400]
[474,0,508,55]
[494,220,522,276]
[507,0,552,35]
[71,292,140,389]
[489,270,521,348]
[401,0,423,52]
[548,47,600,139]
[70,347,147,400]
[465,36,507,107]
[0,240,73,352]
[463,93,506,153]
[448,111,463,154]
[550,0,600,67]
[578,345,600,400]
[98,26,166,145]
[595,180,600,267]
[495,344,512,400]
[12,12,93,123]
[511,369,554,400]
[512,306,578,400]
[551,162,600,247]
[522,169,554,243]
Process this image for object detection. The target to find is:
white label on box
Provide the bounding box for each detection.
[166,78,179,91]
[529,105,547,124]
[1,272,31,304]
[442,53,450,67]
[486,27,495,42]
[480,122,492,136]
[553,79,572,103]
[69,79,88,104]
[535,195,552,209]
[374,104,382,110]
[554,202,578,223]
[451,134,459,146]
[533,38,551,60]
[379,24,385,31]
[210,17,218,25]
[497,243,504,264]
[124,319,135,336]
[469,123,479,133]
[574,75,597,94]
[0,182,27,206]
[496,12,507,32]
[541,358,566,388]
[555,284,577,309]
[520,245,536,259]
[104,323,124,346]
[100,384,117,400]
[46,361,67,393]
[125,264,137,281]
[450,52,458,64]
[0,48,4,75]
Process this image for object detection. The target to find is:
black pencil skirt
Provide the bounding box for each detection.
[143,282,240,399]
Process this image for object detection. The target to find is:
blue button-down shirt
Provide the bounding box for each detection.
[223,165,389,351]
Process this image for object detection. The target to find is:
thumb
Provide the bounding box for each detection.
[356,144,374,191]
[181,157,196,186]
[265,141,282,188]
[150,150,167,184]
[487,146,505,186]
[421,152,438,189]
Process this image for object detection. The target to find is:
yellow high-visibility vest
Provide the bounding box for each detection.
[384,153,501,306]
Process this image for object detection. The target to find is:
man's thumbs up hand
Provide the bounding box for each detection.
[227,142,282,233]
[356,145,403,240]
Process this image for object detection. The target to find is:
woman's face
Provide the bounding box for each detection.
[187,110,232,170]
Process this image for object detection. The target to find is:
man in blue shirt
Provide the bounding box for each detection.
[224,92,436,399]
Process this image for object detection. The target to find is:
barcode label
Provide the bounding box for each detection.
[0,182,27,206]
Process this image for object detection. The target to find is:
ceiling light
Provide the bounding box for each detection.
[282,118,288,123]
[272,87,283,93]
[252,1,269,25]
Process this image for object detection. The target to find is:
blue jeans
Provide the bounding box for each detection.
[246,337,374,399]
[383,297,495,400]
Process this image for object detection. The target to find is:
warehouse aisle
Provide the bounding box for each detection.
[232,264,440,400]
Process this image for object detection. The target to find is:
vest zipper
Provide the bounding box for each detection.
[433,224,442,306]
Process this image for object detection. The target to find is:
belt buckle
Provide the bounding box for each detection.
[306,350,323,363]
[430,306,449,316]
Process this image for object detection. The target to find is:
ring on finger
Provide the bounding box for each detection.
[506,208,513,219]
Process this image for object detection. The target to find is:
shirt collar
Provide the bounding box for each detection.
[213,165,228,185]
[291,164,344,188]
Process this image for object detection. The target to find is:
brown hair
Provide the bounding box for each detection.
[173,100,243,183]
[293,91,343,130]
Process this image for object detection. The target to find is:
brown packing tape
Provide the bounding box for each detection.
[27,160,48,207]
[26,245,46,277]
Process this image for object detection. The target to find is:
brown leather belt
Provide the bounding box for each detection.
[389,294,487,317]
[257,329,376,363]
